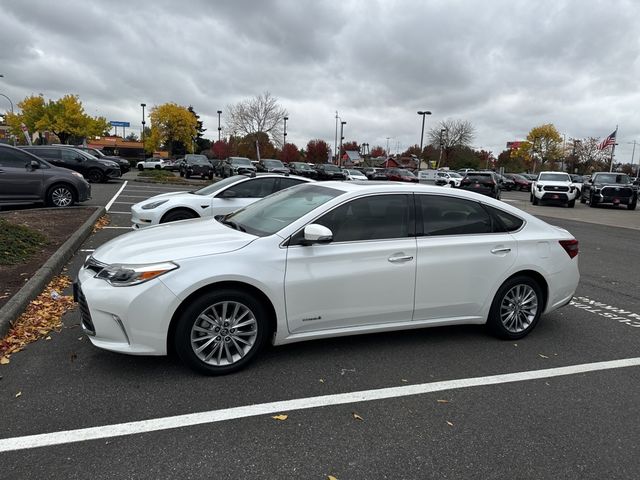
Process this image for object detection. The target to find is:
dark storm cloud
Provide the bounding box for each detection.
[1,0,639,162]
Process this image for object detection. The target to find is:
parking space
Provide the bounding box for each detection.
[1,177,640,478]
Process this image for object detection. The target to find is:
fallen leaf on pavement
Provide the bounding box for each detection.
[446,421,454,427]
[352,413,363,421]
[272,414,288,421]
[92,215,111,233]
[437,399,449,404]
[15,391,22,398]
[0,356,9,365]
[538,353,549,359]
[328,476,338,480]
[319,378,325,383]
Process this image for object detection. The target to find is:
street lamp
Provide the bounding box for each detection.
[140,103,146,148]
[339,121,346,166]
[437,128,446,169]
[417,110,432,155]
[283,116,288,161]
[217,110,222,142]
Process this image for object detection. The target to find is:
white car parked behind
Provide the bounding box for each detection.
[342,169,369,181]
[531,171,578,207]
[136,158,166,170]
[130,173,312,228]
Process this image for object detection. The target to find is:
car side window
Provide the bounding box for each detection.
[61,149,80,162]
[484,205,524,232]
[0,148,34,167]
[275,177,306,191]
[418,195,492,236]
[315,194,410,242]
[224,178,277,198]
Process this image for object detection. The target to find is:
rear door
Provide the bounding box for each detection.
[0,148,44,202]
[413,194,517,322]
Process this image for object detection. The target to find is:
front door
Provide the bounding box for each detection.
[285,194,416,334]
[0,148,43,202]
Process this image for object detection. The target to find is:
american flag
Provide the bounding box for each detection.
[598,129,617,150]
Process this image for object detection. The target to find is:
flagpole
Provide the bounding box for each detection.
[609,125,618,172]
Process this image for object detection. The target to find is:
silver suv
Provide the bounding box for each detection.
[0,144,91,207]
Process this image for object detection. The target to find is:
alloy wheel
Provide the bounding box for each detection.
[51,187,73,207]
[499,284,538,333]
[190,301,258,366]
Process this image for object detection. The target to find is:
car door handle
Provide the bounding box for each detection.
[388,255,414,263]
[491,247,511,254]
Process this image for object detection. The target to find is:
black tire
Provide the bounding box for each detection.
[629,200,637,211]
[208,173,214,180]
[86,168,104,183]
[529,193,534,203]
[160,209,198,223]
[589,194,598,208]
[487,275,544,340]
[154,165,161,170]
[46,183,76,207]
[185,172,191,179]
[449,181,455,188]
[138,164,144,171]
[580,194,586,204]
[174,289,269,375]
[532,195,539,205]
[568,199,575,208]
[179,170,184,177]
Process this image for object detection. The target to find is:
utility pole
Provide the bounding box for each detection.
[437,128,446,169]
[334,111,338,164]
[339,121,346,167]
[609,125,618,172]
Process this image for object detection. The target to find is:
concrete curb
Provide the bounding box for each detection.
[132,177,216,186]
[0,206,106,338]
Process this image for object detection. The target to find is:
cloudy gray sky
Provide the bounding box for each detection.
[1,0,639,163]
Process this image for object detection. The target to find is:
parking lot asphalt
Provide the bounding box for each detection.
[1,180,639,479]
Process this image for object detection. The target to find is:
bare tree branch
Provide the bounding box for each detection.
[226,92,288,146]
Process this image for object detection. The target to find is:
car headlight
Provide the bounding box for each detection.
[71,172,84,179]
[141,199,169,210]
[95,262,179,286]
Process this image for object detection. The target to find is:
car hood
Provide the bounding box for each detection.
[92,217,255,264]
[537,181,571,187]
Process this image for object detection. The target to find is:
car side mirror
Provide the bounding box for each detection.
[302,224,333,245]
[220,189,237,198]
[28,160,40,170]
[76,156,84,162]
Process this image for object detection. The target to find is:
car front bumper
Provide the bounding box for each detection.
[76,268,180,355]
[131,205,161,228]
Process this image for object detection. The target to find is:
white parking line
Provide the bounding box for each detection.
[111,201,136,205]
[1,357,638,453]
[106,211,130,215]
[103,226,132,230]
[105,181,128,211]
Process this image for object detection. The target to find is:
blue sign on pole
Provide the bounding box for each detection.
[110,121,130,127]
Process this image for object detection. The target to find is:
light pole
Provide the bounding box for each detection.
[437,128,446,169]
[339,121,346,166]
[334,111,338,163]
[217,110,222,142]
[417,110,431,155]
[140,103,146,150]
[283,116,288,161]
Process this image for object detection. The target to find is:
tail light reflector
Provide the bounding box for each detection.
[559,239,579,258]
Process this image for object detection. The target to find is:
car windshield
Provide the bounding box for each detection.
[323,164,341,172]
[538,173,570,182]
[346,169,363,175]
[449,172,462,178]
[231,158,252,166]
[223,184,343,237]
[594,173,630,184]
[189,158,209,165]
[292,162,310,170]
[396,169,414,176]
[263,160,284,168]
[194,176,245,196]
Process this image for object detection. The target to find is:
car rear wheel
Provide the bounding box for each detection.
[589,194,598,208]
[487,276,543,340]
[138,164,144,171]
[46,184,75,207]
[174,289,269,375]
[532,195,539,205]
[160,209,198,223]
[567,199,575,208]
[86,168,104,183]
[629,200,637,210]
[580,194,586,204]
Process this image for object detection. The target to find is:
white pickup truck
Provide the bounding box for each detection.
[136,158,166,170]
[530,171,578,207]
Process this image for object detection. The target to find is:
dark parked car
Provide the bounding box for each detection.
[288,161,317,179]
[384,168,419,183]
[220,157,257,178]
[0,144,91,207]
[70,146,131,174]
[361,167,388,180]
[256,158,290,174]
[314,163,346,180]
[580,172,637,209]
[459,171,501,199]
[179,155,214,179]
[519,173,538,181]
[496,173,516,191]
[504,173,532,191]
[208,158,224,176]
[20,146,121,183]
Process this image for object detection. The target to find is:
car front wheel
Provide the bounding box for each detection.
[86,168,104,183]
[46,184,75,207]
[487,276,543,340]
[174,289,269,375]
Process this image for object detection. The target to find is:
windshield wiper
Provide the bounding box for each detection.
[216,215,246,232]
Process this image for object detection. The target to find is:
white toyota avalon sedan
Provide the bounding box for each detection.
[130,173,312,228]
[76,182,580,375]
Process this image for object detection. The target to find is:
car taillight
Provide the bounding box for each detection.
[559,239,579,258]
